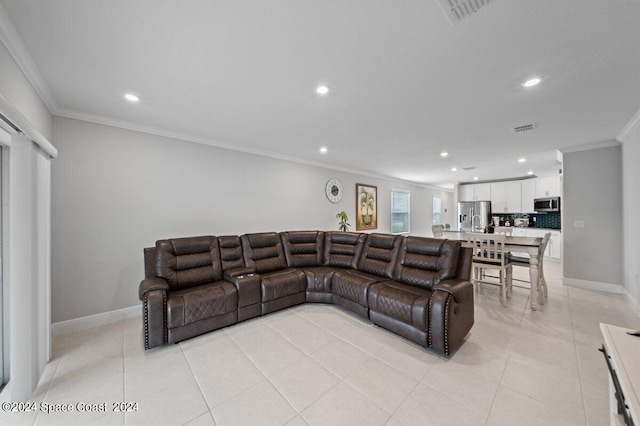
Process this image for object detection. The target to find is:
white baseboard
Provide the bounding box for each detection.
[51,304,141,337]
[562,277,624,294]
[622,287,640,316]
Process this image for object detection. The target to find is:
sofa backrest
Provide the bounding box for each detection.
[218,235,245,271]
[323,232,367,269]
[357,233,403,279]
[144,247,156,278]
[155,236,222,291]
[393,236,461,290]
[241,232,288,273]
[281,231,324,268]
[456,246,473,281]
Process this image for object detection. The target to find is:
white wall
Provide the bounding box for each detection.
[562,144,623,289]
[51,116,453,323]
[0,41,52,140]
[622,120,640,310]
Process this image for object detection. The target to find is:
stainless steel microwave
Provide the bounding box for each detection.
[534,197,560,212]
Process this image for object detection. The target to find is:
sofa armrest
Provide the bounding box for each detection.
[139,278,169,350]
[224,267,255,282]
[433,279,473,304]
[139,277,170,300]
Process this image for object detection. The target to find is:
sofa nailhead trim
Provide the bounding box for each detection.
[142,290,168,349]
[143,293,150,350]
[162,291,168,344]
[427,295,434,348]
[444,295,452,355]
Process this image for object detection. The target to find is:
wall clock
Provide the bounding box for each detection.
[325,178,344,203]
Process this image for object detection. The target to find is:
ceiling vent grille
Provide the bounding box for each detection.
[438,0,495,25]
[513,123,537,133]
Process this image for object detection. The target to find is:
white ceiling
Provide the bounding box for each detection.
[1,0,639,188]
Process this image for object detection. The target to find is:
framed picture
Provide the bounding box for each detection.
[356,183,378,230]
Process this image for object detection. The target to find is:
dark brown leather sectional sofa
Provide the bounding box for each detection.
[139,231,474,355]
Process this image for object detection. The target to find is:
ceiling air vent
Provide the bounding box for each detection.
[438,0,495,25]
[513,123,537,133]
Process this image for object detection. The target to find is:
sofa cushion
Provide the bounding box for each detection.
[323,232,367,269]
[242,232,287,273]
[301,266,337,293]
[332,269,385,306]
[167,281,238,328]
[260,269,307,302]
[281,231,324,268]
[156,236,222,291]
[394,237,461,290]
[368,281,432,331]
[357,233,402,279]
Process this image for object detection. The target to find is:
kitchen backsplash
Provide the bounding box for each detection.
[495,211,561,230]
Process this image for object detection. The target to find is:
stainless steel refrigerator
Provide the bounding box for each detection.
[458,201,492,232]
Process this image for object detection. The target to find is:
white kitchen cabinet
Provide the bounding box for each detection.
[521,178,536,212]
[459,183,491,202]
[505,181,521,212]
[513,228,527,237]
[490,182,506,212]
[490,181,522,213]
[459,184,475,202]
[526,228,561,261]
[547,232,561,260]
[475,183,491,201]
[535,175,561,198]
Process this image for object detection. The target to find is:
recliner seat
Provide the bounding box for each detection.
[241,232,307,315]
[139,236,238,348]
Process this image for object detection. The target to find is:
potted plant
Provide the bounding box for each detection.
[336,211,350,232]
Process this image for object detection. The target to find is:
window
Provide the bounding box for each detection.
[433,196,442,225]
[391,190,410,234]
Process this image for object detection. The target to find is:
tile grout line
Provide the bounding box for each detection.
[221,326,299,423]
[178,342,215,426]
[291,305,444,424]
[33,335,67,426]
[268,306,419,423]
[235,309,343,422]
[568,288,591,426]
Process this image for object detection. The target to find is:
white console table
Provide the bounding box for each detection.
[600,323,640,426]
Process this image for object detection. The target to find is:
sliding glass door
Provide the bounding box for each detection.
[0,129,7,388]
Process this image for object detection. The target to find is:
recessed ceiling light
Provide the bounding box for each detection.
[316,85,329,95]
[518,158,527,163]
[451,167,458,172]
[319,147,328,153]
[124,93,140,102]
[522,78,541,87]
[440,151,449,158]
[527,171,534,175]
[473,176,479,181]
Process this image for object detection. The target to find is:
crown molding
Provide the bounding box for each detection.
[54,107,451,193]
[617,108,640,142]
[0,3,58,112]
[0,93,57,157]
[559,139,621,154]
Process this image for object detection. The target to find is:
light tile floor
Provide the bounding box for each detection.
[3,261,639,425]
